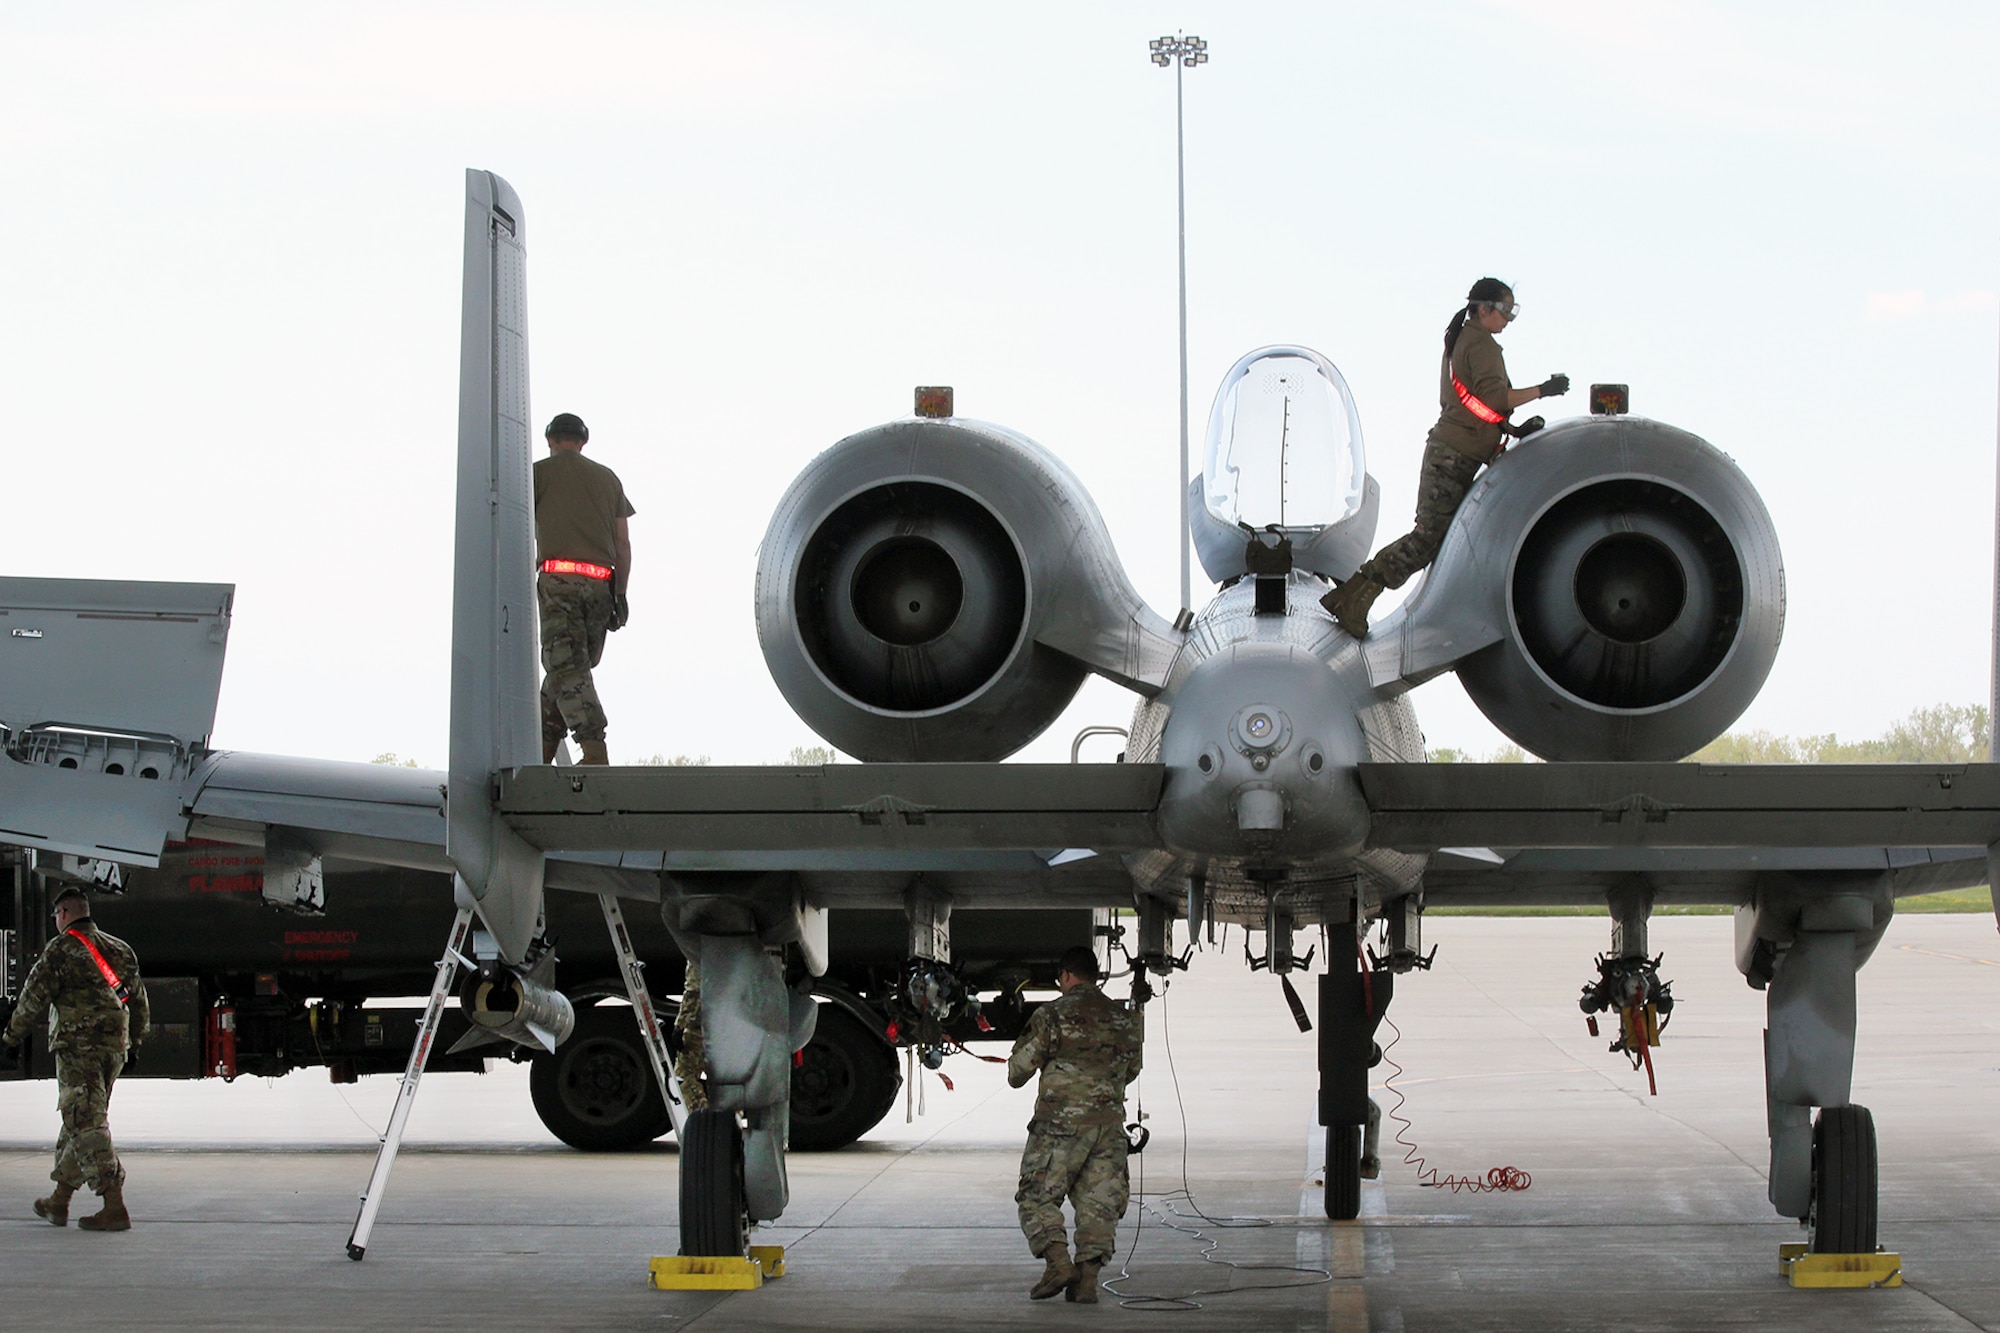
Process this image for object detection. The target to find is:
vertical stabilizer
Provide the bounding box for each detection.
[447,169,545,963]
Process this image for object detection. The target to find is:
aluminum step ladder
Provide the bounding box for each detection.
[344,892,685,1259]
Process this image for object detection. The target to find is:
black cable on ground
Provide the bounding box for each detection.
[1099,988,1337,1312]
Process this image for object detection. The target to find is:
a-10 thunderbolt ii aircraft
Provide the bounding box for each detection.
[3,168,1998,1263]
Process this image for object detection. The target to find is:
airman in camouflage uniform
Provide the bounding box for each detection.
[535,411,636,766]
[1008,945,1143,1305]
[673,960,707,1111]
[2,887,149,1231]
[1322,278,1568,637]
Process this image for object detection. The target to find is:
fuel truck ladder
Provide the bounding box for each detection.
[344,894,687,1260]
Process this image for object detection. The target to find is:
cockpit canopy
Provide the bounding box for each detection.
[1188,346,1379,587]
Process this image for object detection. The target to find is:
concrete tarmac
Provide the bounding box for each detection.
[1,914,1995,1331]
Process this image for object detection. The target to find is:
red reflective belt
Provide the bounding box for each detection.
[539,558,613,580]
[1452,375,1507,425]
[65,929,130,1007]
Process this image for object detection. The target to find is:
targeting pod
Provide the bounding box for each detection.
[449,965,576,1055]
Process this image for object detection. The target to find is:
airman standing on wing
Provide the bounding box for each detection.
[1322,278,1568,636]
[1008,945,1144,1305]
[534,412,636,765]
[1,886,150,1231]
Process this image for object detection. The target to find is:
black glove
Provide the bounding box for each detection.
[610,592,630,632]
[1539,373,1570,398]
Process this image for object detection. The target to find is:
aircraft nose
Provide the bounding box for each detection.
[1156,643,1371,859]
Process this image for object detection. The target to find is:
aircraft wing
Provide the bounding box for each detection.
[1359,760,2000,906]
[488,759,2000,912]
[496,763,1165,861]
[1357,761,2000,848]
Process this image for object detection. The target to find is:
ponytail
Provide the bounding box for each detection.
[1444,276,1513,356]
[1442,306,1473,356]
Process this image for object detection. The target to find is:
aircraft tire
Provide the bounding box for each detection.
[1324,1123,1362,1220]
[529,1006,674,1151]
[1809,1105,1877,1254]
[680,1108,749,1257]
[789,1004,902,1151]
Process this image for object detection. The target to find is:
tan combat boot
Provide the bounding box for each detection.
[1320,574,1384,639]
[77,1185,129,1232]
[578,739,610,766]
[1066,1259,1102,1304]
[1028,1242,1076,1300]
[33,1183,73,1227]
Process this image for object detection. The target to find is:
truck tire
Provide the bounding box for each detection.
[530,1006,673,1151]
[788,1003,902,1151]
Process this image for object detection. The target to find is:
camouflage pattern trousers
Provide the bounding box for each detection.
[52,1049,125,1193]
[1016,1120,1130,1263]
[538,572,615,747]
[674,961,708,1111]
[1358,440,1487,590]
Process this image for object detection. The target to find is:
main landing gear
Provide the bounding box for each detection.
[661,873,822,1258]
[1741,877,1889,1255]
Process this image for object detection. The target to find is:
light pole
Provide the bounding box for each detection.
[1151,31,1207,618]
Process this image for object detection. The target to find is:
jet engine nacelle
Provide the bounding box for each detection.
[1390,416,1783,760]
[758,417,1178,761]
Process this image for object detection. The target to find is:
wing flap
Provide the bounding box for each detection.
[1360,762,2000,850]
[497,762,1165,854]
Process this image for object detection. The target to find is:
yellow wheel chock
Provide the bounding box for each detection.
[1779,1243,1902,1289]
[648,1246,786,1290]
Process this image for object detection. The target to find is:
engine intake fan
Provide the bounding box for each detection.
[795,481,1027,713]
[1512,477,1744,711]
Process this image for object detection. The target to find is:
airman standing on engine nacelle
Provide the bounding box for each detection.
[1009,946,1144,1305]
[1322,278,1568,637]
[535,412,636,766]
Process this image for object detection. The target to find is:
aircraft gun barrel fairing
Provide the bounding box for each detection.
[3,170,1998,1264]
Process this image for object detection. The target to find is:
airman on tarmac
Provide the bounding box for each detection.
[1008,946,1144,1304]
[2,886,149,1231]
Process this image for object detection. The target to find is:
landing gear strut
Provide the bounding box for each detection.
[1317,934,1391,1221]
[1745,879,1889,1254]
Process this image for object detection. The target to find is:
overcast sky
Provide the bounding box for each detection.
[4,1,1997,766]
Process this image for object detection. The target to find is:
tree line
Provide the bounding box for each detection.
[1430,703,1991,765]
